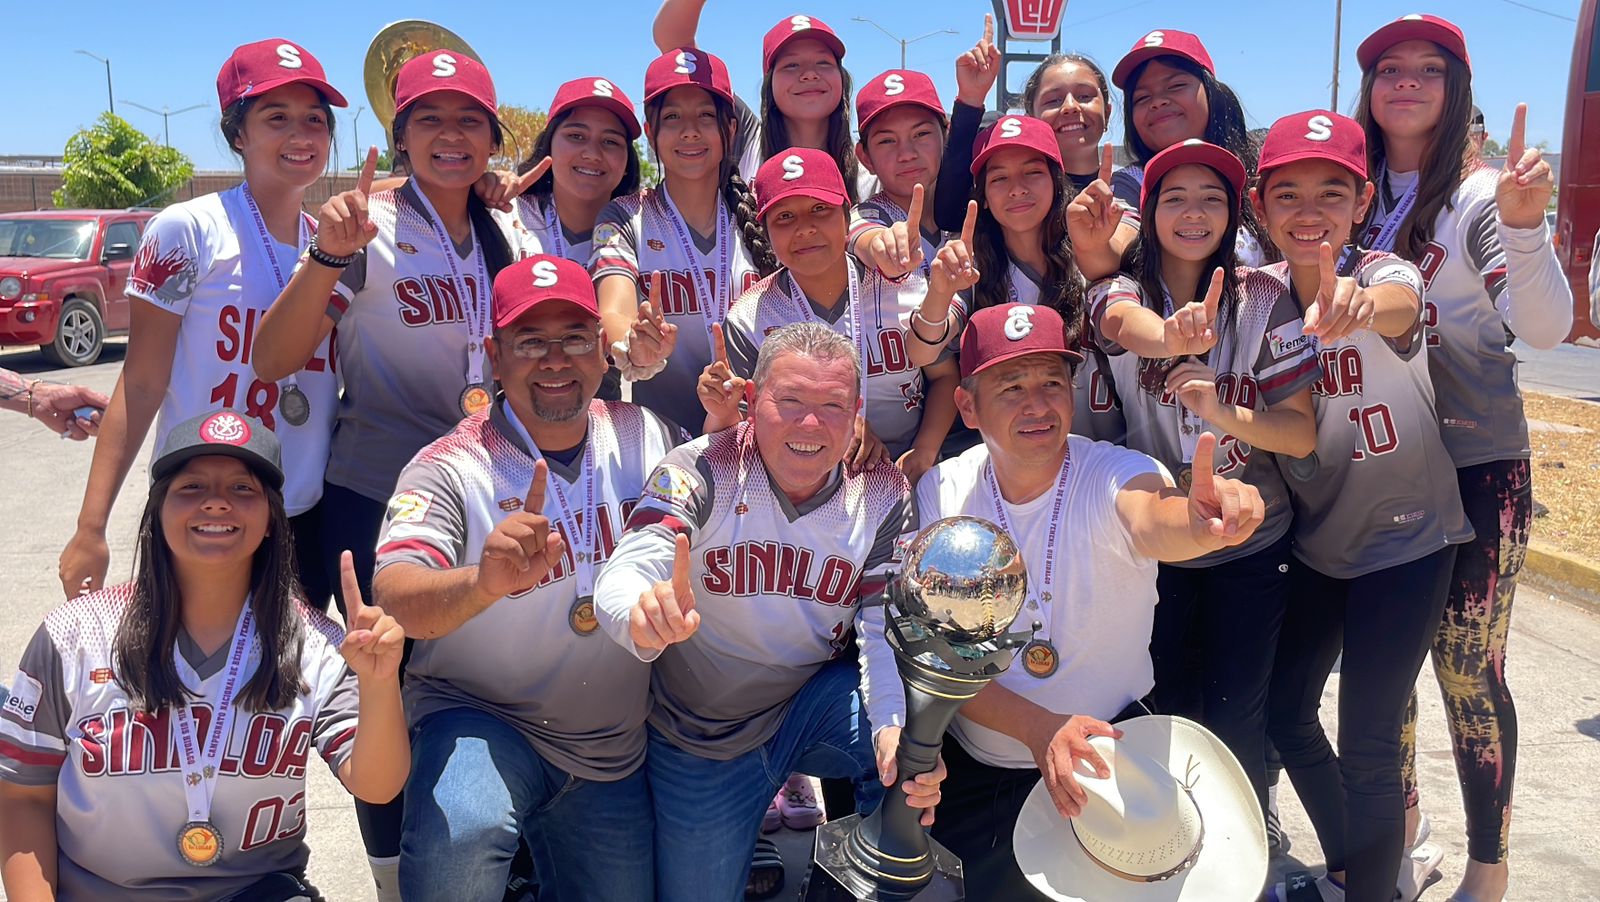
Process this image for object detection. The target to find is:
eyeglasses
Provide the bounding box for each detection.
[505,333,600,359]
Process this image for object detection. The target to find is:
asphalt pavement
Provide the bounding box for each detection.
[3,341,1599,901]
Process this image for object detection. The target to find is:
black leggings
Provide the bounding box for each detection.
[288,500,333,612]
[318,481,405,859]
[1266,546,1457,902]
[1149,533,1292,815]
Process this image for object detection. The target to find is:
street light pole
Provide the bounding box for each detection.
[353,105,367,165]
[851,17,958,69]
[1331,0,1344,111]
[75,50,114,117]
[123,101,207,147]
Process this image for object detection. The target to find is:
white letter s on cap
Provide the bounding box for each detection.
[531,260,560,288]
[1305,115,1334,142]
[276,44,303,69]
[791,14,812,30]
[782,154,806,181]
[432,53,458,78]
[999,117,1023,139]
[1143,31,1166,47]
[1004,305,1037,340]
[883,74,905,96]
[674,51,698,75]
[593,78,615,98]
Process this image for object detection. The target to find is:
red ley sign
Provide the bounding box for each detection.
[1001,0,1068,42]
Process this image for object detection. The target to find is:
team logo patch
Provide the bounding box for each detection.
[129,240,198,306]
[396,242,419,255]
[201,412,250,446]
[498,497,523,512]
[388,490,435,523]
[3,672,42,723]
[593,223,622,247]
[735,502,749,515]
[1266,321,1311,359]
[644,465,696,507]
[647,238,666,251]
[1004,305,1036,340]
[90,668,114,684]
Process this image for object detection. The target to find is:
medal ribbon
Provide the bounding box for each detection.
[240,183,315,402]
[983,448,1071,623]
[409,180,491,389]
[174,601,255,829]
[534,429,597,600]
[542,197,567,261]
[785,261,873,401]
[659,182,732,359]
[1369,173,1421,254]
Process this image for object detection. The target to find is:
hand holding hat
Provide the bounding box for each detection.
[1024,714,1124,819]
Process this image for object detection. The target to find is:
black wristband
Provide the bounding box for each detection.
[308,234,355,269]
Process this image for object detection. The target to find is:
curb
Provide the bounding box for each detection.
[1523,541,1600,615]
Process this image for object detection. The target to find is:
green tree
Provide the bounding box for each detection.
[495,104,549,170]
[637,139,660,188]
[54,113,194,209]
[349,149,395,172]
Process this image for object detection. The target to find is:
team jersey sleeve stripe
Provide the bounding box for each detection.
[319,726,357,764]
[0,736,68,772]
[375,538,453,571]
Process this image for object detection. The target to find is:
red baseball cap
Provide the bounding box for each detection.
[1141,139,1247,207]
[1111,29,1216,90]
[644,47,735,106]
[1357,14,1470,71]
[550,76,641,140]
[395,50,498,118]
[754,147,849,219]
[492,254,599,329]
[970,115,1062,176]
[1258,111,1368,181]
[855,69,945,135]
[216,39,348,112]
[762,14,847,72]
[959,303,1082,379]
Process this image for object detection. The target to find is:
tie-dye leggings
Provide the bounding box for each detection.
[1400,458,1531,864]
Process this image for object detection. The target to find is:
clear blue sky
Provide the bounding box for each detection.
[5,0,1582,171]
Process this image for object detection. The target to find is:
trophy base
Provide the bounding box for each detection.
[799,815,965,901]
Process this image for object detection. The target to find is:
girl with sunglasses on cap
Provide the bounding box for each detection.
[652,2,876,202]
[60,39,346,612]
[591,46,774,438]
[1086,138,1319,826]
[252,49,515,901]
[1249,110,1472,902]
[3,409,407,902]
[1354,15,1571,901]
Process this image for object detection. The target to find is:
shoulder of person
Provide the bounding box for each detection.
[294,598,346,654]
[42,583,137,651]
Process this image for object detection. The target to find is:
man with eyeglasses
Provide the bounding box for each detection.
[371,254,686,900]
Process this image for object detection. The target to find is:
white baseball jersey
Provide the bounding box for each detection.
[848,191,940,281]
[590,185,764,434]
[1366,165,1573,468]
[1262,252,1474,578]
[374,399,683,781]
[593,422,911,759]
[721,262,958,459]
[1,586,358,901]
[1089,268,1321,566]
[912,438,1164,769]
[320,181,490,502]
[492,193,596,268]
[127,185,337,516]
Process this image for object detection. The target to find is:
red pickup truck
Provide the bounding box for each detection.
[0,208,157,366]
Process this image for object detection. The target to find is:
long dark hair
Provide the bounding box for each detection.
[646,92,780,277]
[971,157,1087,348]
[392,106,515,280]
[113,468,304,714]
[1353,50,1476,261]
[517,107,643,201]
[221,93,337,160]
[759,63,860,205]
[1128,165,1244,355]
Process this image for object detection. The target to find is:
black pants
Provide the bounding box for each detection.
[288,500,333,612]
[222,871,323,902]
[317,481,405,859]
[929,700,1149,902]
[1149,533,1292,814]
[1265,546,1457,902]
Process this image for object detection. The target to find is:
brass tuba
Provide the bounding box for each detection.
[363,19,483,154]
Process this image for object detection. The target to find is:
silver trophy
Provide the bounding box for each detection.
[803,516,1037,901]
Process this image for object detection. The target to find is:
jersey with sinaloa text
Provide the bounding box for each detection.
[492,193,596,268]
[1089,267,1320,566]
[1263,252,1474,578]
[320,180,489,502]
[1,586,358,902]
[593,422,910,760]
[374,400,681,781]
[127,186,336,516]
[590,186,764,435]
[722,262,958,459]
[1367,165,1571,467]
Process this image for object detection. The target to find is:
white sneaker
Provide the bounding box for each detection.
[1397,841,1445,902]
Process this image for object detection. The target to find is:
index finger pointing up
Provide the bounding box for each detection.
[1202,267,1223,318]
[513,157,554,195]
[1099,143,1114,185]
[960,200,978,247]
[1506,103,1528,164]
[1190,431,1218,498]
[647,272,666,323]
[672,532,694,611]
[525,458,549,516]
[711,321,730,366]
[982,12,994,46]
[339,550,367,624]
[906,182,925,230]
[357,146,378,196]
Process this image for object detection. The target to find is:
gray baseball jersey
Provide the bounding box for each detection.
[593,422,911,760]
[1,586,359,901]
[375,399,683,781]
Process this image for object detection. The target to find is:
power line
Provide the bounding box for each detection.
[1063,0,1163,29]
[1493,0,1577,22]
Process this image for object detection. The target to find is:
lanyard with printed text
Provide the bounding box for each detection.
[173,602,255,833]
[409,180,491,395]
[241,183,317,424]
[787,262,873,400]
[1370,173,1421,254]
[659,183,732,359]
[509,407,598,600]
[984,450,1071,617]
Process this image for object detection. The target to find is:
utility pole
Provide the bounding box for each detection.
[1331,0,1344,111]
[122,101,207,147]
[75,50,114,117]
[851,17,958,69]
[353,105,367,167]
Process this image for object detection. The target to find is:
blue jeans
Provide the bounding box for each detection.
[648,658,883,902]
[399,706,654,902]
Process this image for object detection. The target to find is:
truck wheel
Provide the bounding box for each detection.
[41,297,105,367]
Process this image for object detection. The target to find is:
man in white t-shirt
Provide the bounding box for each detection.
[913,302,1267,899]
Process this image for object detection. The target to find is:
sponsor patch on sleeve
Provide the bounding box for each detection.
[592,222,623,247]
[387,490,435,524]
[3,672,43,724]
[643,465,697,508]
[1266,321,1311,359]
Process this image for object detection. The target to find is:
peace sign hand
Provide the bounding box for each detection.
[1496,104,1554,230]
[697,322,747,427]
[1303,242,1373,341]
[474,157,554,212]
[860,184,928,279]
[475,459,567,602]
[1185,433,1265,550]
[1163,267,1223,357]
[955,13,1000,106]
[1066,145,1120,256]
[624,273,679,369]
[317,146,381,258]
[631,533,700,651]
[337,550,405,683]
[929,200,981,298]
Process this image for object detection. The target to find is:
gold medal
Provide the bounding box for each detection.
[177,821,223,867]
[459,383,492,416]
[1177,465,1194,493]
[1021,639,1059,679]
[569,597,599,636]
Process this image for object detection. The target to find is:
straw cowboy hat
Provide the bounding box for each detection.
[1013,715,1267,901]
